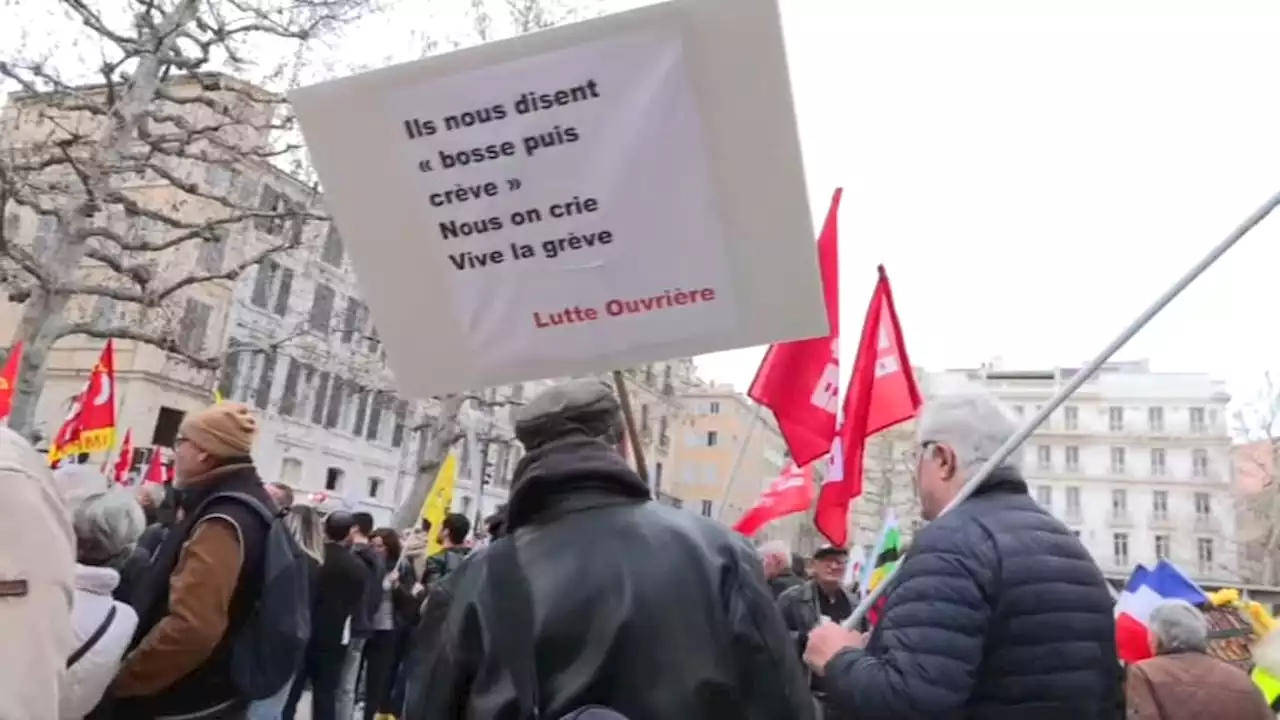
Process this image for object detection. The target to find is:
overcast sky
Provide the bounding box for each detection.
[6,0,1279,406]
[376,0,1280,404]
[690,0,1280,407]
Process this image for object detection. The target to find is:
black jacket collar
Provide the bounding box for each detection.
[505,436,650,531]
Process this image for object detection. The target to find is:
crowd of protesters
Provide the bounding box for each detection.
[2,382,1275,719]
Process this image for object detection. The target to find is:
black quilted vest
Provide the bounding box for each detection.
[125,462,273,718]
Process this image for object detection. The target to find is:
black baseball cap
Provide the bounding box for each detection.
[813,544,849,560]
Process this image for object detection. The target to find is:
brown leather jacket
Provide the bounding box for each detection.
[1126,651,1273,720]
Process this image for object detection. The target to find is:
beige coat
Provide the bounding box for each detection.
[1126,650,1273,720]
[0,426,76,720]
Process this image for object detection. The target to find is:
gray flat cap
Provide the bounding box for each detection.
[514,379,624,451]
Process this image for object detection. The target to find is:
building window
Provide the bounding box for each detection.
[706,431,718,447]
[324,467,344,491]
[1065,446,1079,472]
[310,284,335,333]
[1148,406,1164,432]
[1189,407,1207,433]
[1197,538,1214,575]
[273,268,293,316]
[708,401,720,415]
[255,185,293,235]
[1150,448,1166,477]
[700,500,713,517]
[1110,447,1126,474]
[1111,488,1127,514]
[1113,533,1130,567]
[1192,449,1209,478]
[1063,405,1078,431]
[1152,490,1168,518]
[253,351,277,411]
[310,372,330,425]
[278,359,302,417]
[196,233,226,273]
[368,476,383,500]
[321,226,345,266]
[1037,445,1052,470]
[1108,406,1124,432]
[1035,485,1052,508]
[176,298,212,354]
[654,461,664,494]
[1194,492,1211,517]
[1066,486,1081,515]
[1155,534,1171,560]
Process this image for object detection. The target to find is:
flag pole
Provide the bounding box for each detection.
[611,370,651,487]
[842,189,1280,630]
[714,403,764,521]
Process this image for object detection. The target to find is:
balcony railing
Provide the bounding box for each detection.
[1193,515,1221,533]
[1149,511,1175,530]
[1108,510,1134,528]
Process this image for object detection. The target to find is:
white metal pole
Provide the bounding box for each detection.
[842,190,1280,630]
[714,403,765,521]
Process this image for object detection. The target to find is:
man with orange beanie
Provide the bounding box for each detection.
[114,402,275,719]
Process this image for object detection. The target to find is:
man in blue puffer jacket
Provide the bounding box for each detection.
[804,392,1122,719]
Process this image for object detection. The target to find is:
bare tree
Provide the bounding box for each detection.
[0,0,380,436]
[1232,373,1280,585]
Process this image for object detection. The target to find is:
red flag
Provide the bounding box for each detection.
[0,341,23,421]
[144,446,166,485]
[733,463,814,537]
[748,189,842,466]
[112,429,134,485]
[816,266,922,546]
[48,340,117,462]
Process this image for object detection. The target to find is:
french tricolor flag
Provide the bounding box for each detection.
[1114,560,1209,663]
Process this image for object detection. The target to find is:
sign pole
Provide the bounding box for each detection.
[842,190,1280,630]
[714,403,764,521]
[612,370,651,487]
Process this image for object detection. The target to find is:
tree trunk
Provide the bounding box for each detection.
[391,394,464,530]
[7,287,71,438]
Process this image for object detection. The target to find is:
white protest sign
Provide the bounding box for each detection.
[290,0,824,398]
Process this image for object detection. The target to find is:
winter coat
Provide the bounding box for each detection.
[1126,650,1272,720]
[769,569,804,599]
[404,435,813,720]
[822,466,1122,719]
[312,541,370,647]
[350,542,385,638]
[0,426,76,720]
[62,564,139,719]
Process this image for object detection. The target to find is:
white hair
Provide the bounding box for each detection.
[757,540,791,560]
[1149,599,1208,654]
[916,391,1023,475]
[55,465,145,564]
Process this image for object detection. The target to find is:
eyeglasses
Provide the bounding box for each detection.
[907,441,938,466]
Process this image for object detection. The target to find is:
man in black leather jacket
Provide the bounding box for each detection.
[403,379,813,720]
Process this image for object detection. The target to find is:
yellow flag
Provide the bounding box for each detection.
[214,389,224,404]
[421,453,457,556]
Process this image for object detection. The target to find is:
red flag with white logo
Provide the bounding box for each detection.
[733,463,814,537]
[747,189,842,467]
[816,266,922,546]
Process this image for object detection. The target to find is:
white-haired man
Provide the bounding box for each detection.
[804,392,1121,718]
[759,540,803,598]
[1125,599,1271,719]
